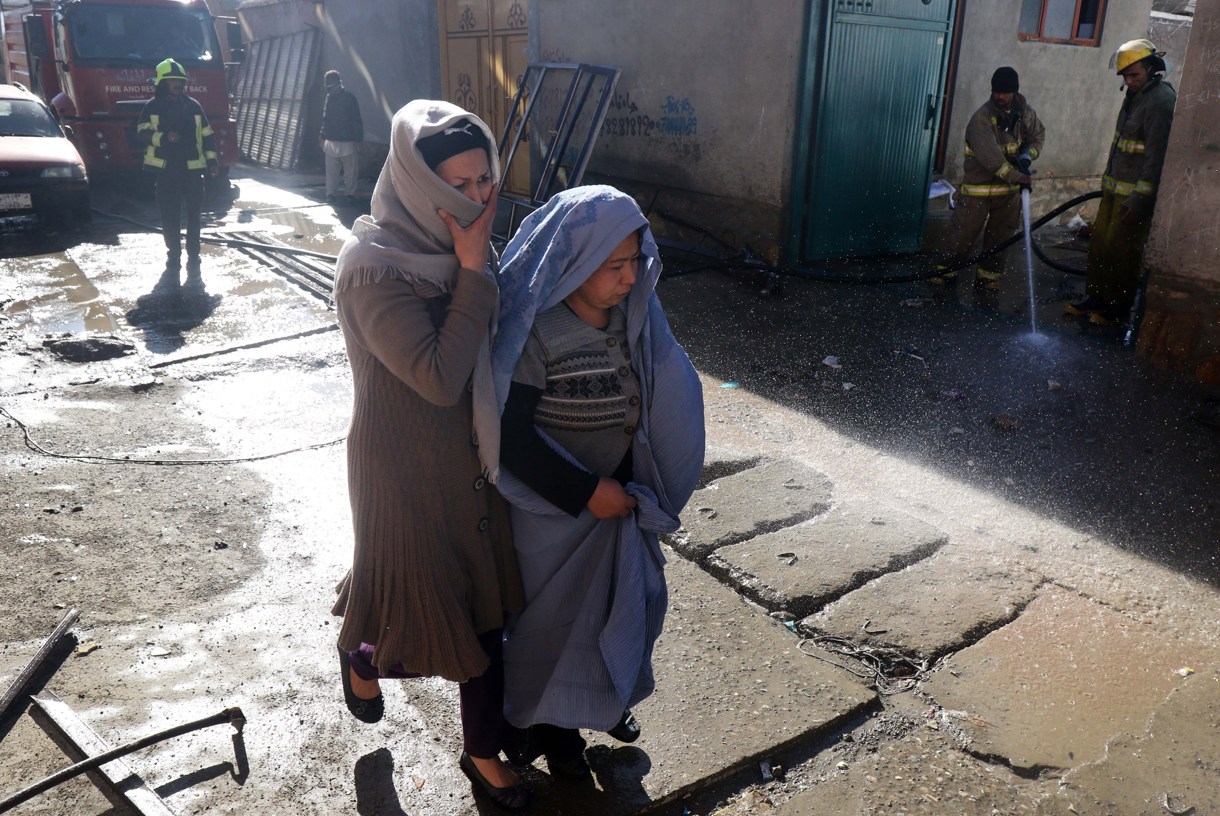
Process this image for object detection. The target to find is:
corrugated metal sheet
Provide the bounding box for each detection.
[801,0,955,260]
[232,28,320,170]
[2,3,35,88]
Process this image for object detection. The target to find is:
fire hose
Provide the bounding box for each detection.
[655,190,1102,285]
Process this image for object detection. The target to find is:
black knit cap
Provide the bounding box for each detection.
[416,118,491,170]
[991,66,1019,93]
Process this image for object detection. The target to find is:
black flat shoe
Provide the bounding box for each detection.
[503,724,541,766]
[545,749,592,780]
[607,709,641,743]
[459,751,531,811]
[337,645,383,724]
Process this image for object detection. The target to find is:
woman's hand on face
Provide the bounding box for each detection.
[587,477,637,519]
[438,184,499,271]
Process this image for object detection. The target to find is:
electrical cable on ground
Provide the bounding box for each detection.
[0,405,344,466]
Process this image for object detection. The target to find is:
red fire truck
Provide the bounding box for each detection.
[4,0,242,189]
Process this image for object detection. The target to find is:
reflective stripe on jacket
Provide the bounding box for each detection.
[1100,77,1176,208]
[959,94,1045,198]
[135,93,218,171]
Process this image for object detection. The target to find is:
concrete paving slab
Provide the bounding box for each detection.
[774,729,1050,815]
[800,546,1045,660]
[707,503,948,618]
[1057,670,1220,815]
[566,546,876,812]
[922,586,1209,774]
[699,443,763,487]
[671,459,834,561]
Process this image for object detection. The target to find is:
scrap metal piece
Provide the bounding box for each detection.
[494,62,621,244]
[26,692,174,816]
[1162,792,1195,816]
[0,700,245,813]
[0,607,79,721]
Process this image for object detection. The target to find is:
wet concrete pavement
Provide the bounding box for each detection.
[1,165,1218,815]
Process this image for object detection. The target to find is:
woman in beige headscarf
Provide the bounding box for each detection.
[330,100,528,810]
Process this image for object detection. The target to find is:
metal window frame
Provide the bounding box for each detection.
[1017,0,1107,46]
[494,62,620,244]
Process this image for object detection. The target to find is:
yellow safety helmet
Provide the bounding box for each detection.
[1109,39,1165,74]
[154,58,189,85]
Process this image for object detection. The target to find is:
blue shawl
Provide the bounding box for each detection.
[493,186,705,730]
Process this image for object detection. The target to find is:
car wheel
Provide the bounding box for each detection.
[72,201,93,230]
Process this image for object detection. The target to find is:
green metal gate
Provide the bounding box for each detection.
[793,0,956,261]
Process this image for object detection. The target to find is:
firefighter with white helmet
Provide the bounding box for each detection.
[135,58,219,280]
[1065,39,1177,325]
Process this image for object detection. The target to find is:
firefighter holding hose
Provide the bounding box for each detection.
[935,67,1045,290]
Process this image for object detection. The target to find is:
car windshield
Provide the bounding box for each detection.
[66,5,221,66]
[0,100,62,138]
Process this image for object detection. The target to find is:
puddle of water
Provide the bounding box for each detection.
[5,253,121,334]
[228,279,283,298]
[176,367,350,458]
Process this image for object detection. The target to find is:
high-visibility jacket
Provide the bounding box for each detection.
[959,94,1045,198]
[1101,77,1176,206]
[135,92,217,172]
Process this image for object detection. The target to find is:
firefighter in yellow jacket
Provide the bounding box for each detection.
[136,58,218,279]
[1065,39,1177,325]
[937,67,1045,289]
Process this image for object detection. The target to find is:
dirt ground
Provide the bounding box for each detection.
[2,170,1218,815]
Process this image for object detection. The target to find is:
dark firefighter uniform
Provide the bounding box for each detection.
[941,70,1045,286]
[1070,39,1176,324]
[135,59,218,273]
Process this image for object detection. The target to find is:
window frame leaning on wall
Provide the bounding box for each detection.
[1018,0,1107,46]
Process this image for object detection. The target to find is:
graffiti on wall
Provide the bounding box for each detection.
[602,91,697,141]
[604,90,655,137]
[657,95,697,137]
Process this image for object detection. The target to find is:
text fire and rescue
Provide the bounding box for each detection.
[104,84,206,95]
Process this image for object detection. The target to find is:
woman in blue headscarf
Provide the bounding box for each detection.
[492,185,705,778]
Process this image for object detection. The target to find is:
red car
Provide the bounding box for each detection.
[0,82,91,229]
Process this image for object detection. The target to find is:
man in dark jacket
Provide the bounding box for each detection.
[319,70,364,203]
[135,58,218,279]
[936,67,1045,289]
[1065,39,1177,325]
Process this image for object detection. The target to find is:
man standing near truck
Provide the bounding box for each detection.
[136,58,218,280]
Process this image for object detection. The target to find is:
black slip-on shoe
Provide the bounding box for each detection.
[607,709,641,743]
[337,645,383,724]
[459,751,531,810]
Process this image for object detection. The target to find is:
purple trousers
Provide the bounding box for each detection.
[347,628,505,759]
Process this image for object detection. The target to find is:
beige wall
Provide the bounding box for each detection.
[529,0,810,258]
[236,0,441,146]
[943,0,1156,217]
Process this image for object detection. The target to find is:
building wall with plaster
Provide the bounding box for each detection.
[528,0,813,261]
[529,1,1164,261]
[943,1,1156,192]
[236,0,441,149]
[1139,0,1220,384]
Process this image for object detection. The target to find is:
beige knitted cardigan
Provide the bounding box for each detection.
[331,101,523,682]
